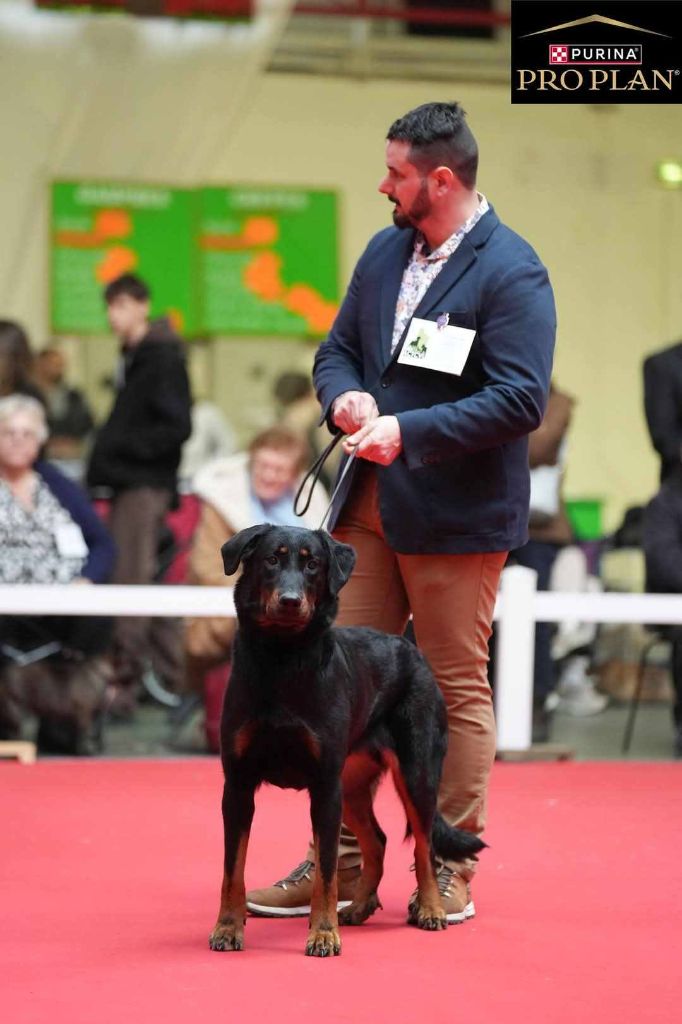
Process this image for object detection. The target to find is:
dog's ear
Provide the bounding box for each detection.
[317,532,356,596]
[221,524,273,576]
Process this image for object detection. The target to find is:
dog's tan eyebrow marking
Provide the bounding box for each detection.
[300,547,310,557]
[277,545,289,555]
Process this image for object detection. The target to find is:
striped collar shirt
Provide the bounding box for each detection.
[391,193,489,353]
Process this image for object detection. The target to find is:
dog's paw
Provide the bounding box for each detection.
[338,893,382,926]
[209,922,245,951]
[305,926,342,957]
[406,899,447,931]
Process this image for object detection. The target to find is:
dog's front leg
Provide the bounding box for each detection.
[209,775,255,952]
[306,778,342,958]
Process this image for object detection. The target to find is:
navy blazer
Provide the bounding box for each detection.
[313,206,556,554]
[35,461,117,582]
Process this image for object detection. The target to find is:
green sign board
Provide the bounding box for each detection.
[50,182,339,338]
[50,181,197,335]
[197,186,339,337]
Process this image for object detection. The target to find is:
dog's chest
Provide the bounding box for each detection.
[236,717,322,790]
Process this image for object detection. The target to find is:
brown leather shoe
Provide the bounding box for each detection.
[246,860,361,918]
[408,865,475,926]
[437,865,475,924]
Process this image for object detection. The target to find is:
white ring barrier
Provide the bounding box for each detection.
[3,569,682,752]
[493,567,682,750]
[0,584,235,618]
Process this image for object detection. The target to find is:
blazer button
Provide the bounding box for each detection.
[381,379,391,388]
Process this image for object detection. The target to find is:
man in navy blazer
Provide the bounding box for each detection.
[246,102,556,925]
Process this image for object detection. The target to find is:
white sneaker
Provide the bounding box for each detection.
[555,681,609,717]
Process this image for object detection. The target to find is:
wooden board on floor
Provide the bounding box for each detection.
[0,741,37,764]
[497,743,574,762]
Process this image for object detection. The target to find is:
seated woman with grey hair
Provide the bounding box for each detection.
[0,394,116,754]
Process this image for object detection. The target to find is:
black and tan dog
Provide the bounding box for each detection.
[208,524,485,958]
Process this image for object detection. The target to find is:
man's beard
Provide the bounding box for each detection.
[390,178,431,230]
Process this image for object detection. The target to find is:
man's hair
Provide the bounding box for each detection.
[103,274,151,305]
[248,425,310,474]
[387,102,478,189]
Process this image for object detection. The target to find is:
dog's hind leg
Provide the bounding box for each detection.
[209,777,256,952]
[385,698,448,931]
[338,752,386,926]
[388,758,447,931]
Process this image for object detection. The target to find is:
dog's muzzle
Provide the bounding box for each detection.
[261,591,314,628]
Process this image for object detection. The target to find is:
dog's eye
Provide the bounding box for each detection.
[306,558,320,571]
[265,555,279,566]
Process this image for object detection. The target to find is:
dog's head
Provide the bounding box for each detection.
[222,525,356,635]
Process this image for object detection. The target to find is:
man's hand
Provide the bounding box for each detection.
[344,416,402,465]
[332,391,379,435]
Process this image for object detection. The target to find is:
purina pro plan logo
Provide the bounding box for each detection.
[511,2,682,104]
[548,43,642,65]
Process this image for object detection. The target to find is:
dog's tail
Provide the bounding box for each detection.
[431,813,487,860]
[405,814,487,860]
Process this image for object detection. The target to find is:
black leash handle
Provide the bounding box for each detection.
[294,431,344,519]
[294,381,382,523]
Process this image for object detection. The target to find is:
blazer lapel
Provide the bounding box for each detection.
[384,209,500,367]
[412,237,477,322]
[379,208,499,369]
[379,229,415,364]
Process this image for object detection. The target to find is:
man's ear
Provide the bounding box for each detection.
[317,531,356,597]
[221,524,273,576]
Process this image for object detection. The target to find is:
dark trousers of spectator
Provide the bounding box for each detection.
[509,540,561,704]
[108,486,184,695]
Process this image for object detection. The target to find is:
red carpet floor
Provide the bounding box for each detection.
[1,760,680,1024]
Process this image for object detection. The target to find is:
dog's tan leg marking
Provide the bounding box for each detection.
[305,836,341,958]
[209,832,250,951]
[387,754,446,931]
[338,752,385,926]
[232,723,255,758]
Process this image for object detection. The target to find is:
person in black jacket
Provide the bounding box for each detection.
[642,467,682,758]
[86,274,192,710]
[643,342,682,483]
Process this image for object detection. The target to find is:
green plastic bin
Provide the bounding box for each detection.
[565,498,603,541]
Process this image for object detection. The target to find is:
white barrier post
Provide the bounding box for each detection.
[494,565,537,752]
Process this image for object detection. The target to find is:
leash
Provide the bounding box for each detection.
[294,432,358,530]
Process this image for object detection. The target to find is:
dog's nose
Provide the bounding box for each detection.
[278,592,303,609]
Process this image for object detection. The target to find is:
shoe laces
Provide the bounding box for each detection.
[408,863,460,899]
[274,859,314,891]
[436,865,459,898]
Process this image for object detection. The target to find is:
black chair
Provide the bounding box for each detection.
[621,627,672,754]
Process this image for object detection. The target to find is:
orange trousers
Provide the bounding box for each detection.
[307,464,506,875]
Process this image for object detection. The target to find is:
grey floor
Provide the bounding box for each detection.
[95,695,678,762]
[551,700,676,761]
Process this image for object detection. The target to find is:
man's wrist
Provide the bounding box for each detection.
[332,390,355,416]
